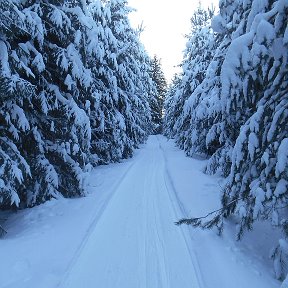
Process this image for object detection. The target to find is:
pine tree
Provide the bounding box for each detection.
[85,0,126,163]
[219,0,288,279]
[0,0,92,208]
[110,0,153,143]
[0,0,155,211]
[150,55,167,134]
[25,0,92,201]
[176,0,288,281]
[169,0,244,176]
[163,73,181,138]
[163,5,217,158]
[0,1,35,207]
[171,5,215,152]
[0,0,54,208]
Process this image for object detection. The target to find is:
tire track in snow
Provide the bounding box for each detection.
[151,151,170,288]
[153,198,170,288]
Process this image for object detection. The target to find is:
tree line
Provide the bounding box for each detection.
[164,0,288,281]
[0,0,166,213]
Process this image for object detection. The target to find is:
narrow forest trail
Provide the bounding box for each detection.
[0,136,279,288]
[59,135,202,288]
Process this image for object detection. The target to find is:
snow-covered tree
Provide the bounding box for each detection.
[149,55,167,134]
[0,1,35,207]
[86,0,153,163]
[176,0,288,281]
[26,0,92,201]
[0,0,55,208]
[172,6,216,152]
[0,0,92,208]
[105,0,153,152]
[83,0,125,163]
[163,73,181,138]
[0,0,155,211]
[163,5,218,158]
[219,0,288,279]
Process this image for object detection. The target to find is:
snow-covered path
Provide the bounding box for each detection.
[0,135,280,288]
[60,136,201,288]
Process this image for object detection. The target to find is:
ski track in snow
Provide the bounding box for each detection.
[0,135,279,288]
[59,136,201,288]
[56,158,138,288]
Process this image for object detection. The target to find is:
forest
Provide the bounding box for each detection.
[0,0,166,210]
[0,0,287,285]
[165,0,288,281]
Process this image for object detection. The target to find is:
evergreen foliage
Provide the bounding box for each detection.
[0,0,154,211]
[163,74,181,138]
[150,55,167,134]
[165,0,288,280]
[164,5,216,154]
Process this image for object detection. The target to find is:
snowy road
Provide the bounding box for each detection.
[60,136,201,288]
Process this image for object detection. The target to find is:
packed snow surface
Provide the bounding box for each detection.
[0,136,280,288]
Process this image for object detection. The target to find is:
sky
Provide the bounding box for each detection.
[128,0,219,83]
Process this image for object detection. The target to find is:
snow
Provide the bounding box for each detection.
[10,190,20,207]
[0,41,10,76]
[248,132,259,161]
[281,276,288,288]
[252,186,265,219]
[31,52,45,73]
[49,7,64,28]
[0,179,4,189]
[211,14,226,33]
[11,164,23,184]
[64,74,74,90]
[274,179,288,197]
[276,138,288,177]
[10,104,30,132]
[0,136,280,288]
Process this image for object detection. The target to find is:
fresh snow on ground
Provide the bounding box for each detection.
[0,135,280,288]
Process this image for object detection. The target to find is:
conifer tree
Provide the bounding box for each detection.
[85,0,127,163]
[171,6,215,151]
[0,0,92,207]
[163,74,181,138]
[0,0,58,208]
[219,0,288,278]
[26,0,92,201]
[175,0,288,281]
[0,0,156,215]
[150,55,167,134]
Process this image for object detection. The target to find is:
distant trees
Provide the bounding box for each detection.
[163,74,181,138]
[164,5,215,152]
[166,0,288,281]
[150,55,167,134]
[0,0,156,210]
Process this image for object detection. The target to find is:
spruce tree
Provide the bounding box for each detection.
[171,6,215,152]
[163,74,181,138]
[0,0,58,208]
[175,0,288,281]
[106,0,153,149]
[86,0,127,163]
[0,0,157,227]
[26,0,92,201]
[219,0,288,278]
[0,0,92,208]
[150,55,167,134]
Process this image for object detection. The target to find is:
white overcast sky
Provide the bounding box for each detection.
[128,0,219,82]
